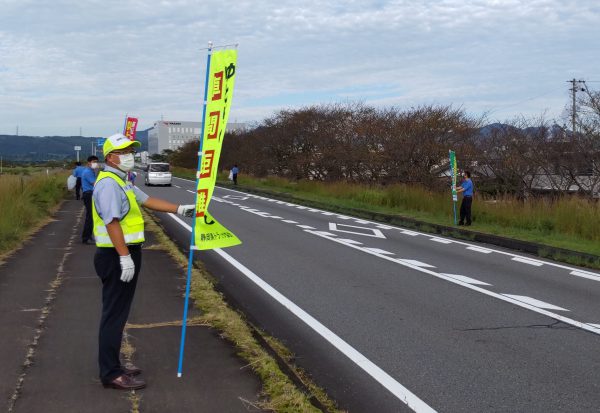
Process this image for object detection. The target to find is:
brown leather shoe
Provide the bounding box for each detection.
[122,363,142,376]
[103,374,146,390]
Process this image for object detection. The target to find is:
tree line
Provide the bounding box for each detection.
[168,98,600,199]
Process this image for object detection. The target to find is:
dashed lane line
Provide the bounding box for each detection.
[303,229,600,337]
[439,274,492,286]
[364,248,395,255]
[501,295,569,312]
[466,246,492,254]
[175,182,600,283]
[397,259,436,268]
[511,257,544,267]
[570,270,600,281]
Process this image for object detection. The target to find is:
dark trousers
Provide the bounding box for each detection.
[75,178,82,200]
[82,191,93,242]
[233,173,238,185]
[459,196,472,225]
[94,245,142,383]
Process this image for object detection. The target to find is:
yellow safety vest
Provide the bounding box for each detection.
[92,171,145,247]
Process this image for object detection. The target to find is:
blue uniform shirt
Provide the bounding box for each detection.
[81,167,97,192]
[461,179,474,197]
[232,166,239,175]
[93,166,149,225]
[72,165,85,178]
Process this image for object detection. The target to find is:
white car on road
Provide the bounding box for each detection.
[145,162,172,186]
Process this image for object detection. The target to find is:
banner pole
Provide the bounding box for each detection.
[177,41,213,378]
[449,150,458,225]
[453,200,458,226]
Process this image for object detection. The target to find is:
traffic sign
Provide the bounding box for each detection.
[74,146,82,151]
[97,138,106,147]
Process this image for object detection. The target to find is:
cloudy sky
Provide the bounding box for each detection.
[0,0,598,137]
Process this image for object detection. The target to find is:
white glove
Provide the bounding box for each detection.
[177,204,196,217]
[119,254,135,283]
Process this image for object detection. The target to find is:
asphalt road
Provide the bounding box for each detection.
[140,174,600,413]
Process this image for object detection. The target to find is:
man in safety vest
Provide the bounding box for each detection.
[92,133,195,390]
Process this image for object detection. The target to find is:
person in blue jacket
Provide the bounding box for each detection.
[456,170,474,226]
[72,162,85,200]
[81,156,99,244]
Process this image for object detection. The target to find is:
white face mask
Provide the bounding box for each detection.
[117,153,135,172]
[90,162,99,170]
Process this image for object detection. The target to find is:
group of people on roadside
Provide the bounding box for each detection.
[72,156,100,244]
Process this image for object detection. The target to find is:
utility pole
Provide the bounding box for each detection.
[16,125,18,136]
[568,78,585,140]
[80,126,82,136]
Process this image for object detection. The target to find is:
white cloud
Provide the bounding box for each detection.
[0,0,598,136]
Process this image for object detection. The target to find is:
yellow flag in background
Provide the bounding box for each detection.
[193,49,241,250]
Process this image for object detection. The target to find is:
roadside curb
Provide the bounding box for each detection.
[218,182,600,270]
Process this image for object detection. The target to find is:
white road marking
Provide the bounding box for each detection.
[329,223,386,239]
[354,219,371,224]
[296,206,307,209]
[269,216,283,219]
[336,215,352,220]
[222,194,249,200]
[173,184,181,188]
[511,257,544,267]
[397,259,436,268]
[439,274,492,286]
[313,231,337,237]
[466,246,492,254]
[590,324,600,329]
[338,239,363,245]
[282,220,298,224]
[308,209,320,212]
[364,248,395,255]
[212,184,600,283]
[297,225,316,230]
[243,210,272,218]
[570,270,600,282]
[430,238,452,244]
[400,230,419,236]
[166,212,437,413]
[304,229,600,336]
[501,295,569,312]
[186,190,195,194]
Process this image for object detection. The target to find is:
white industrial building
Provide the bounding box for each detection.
[148,120,247,154]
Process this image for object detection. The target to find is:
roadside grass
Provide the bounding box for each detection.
[143,211,342,413]
[0,170,68,257]
[180,170,600,257]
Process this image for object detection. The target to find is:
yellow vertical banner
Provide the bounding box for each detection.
[193,49,241,250]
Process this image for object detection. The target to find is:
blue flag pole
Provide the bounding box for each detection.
[177,41,213,378]
[453,199,458,226]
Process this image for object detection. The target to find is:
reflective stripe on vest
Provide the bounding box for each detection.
[92,171,145,247]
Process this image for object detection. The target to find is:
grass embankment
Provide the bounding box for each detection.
[0,170,68,257]
[143,211,341,413]
[171,169,600,258]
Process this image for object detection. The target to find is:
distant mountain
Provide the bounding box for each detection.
[0,129,150,162]
[476,123,568,141]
